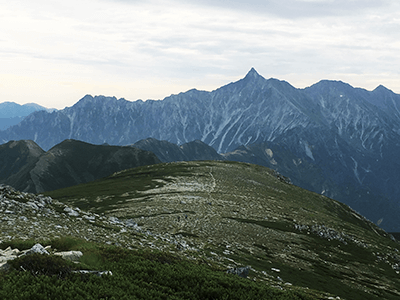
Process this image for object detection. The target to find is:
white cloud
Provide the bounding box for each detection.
[1,0,400,108]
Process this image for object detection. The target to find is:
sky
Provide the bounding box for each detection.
[1,0,400,109]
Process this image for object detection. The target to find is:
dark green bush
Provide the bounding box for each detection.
[8,253,77,279]
[0,239,37,251]
[49,236,84,251]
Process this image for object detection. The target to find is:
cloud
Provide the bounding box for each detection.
[1,0,400,108]
[149,0,395,19]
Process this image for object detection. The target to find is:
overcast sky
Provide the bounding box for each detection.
[1,0,400,109]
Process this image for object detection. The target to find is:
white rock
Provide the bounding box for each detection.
[64,207,79,217]
[271,268,280,272]
[54,251,83,262]
[72,270,112,276]
[27,243,49,255]
[26,202,39,210]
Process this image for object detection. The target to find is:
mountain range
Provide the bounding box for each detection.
[0,102,55,130]
[1,68,400,231]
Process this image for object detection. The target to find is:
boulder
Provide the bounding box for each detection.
[54,251,83,262]
[25,243,49,255]
[0,247,19,263]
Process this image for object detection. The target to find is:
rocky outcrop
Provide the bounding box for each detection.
[0,243,110,276]
[0,243,51,271]
[226,266,251,278]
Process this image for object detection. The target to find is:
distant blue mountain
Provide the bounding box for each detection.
[0,102,56,129]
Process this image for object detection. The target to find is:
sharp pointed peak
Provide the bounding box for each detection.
[245,67,261,79]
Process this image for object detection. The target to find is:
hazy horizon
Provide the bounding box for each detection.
[2,0,400,109]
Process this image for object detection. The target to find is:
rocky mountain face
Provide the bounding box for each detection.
[0,140,161,193]
[0,68,325,152]
[1,68,400,230]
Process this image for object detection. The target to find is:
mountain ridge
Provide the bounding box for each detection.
[1,69,400,230]
[0,101,55,130]
[0,139,161,193]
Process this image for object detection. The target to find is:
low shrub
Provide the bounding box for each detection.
[7,253,77,279]
[0,238,315,300]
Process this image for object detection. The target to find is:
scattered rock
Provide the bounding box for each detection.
[54,251,83,262]
[272,170,292,185]
[25,243,49,255]
[226,266,251,278]
[26,202,39,210]
[271,268,280,273]
[72,270,112,277]
[109,216,121,224]
[64,207,79,217]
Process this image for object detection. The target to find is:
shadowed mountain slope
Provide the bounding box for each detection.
[0,139,161,193]
[133,138,223,162]
[0,140,44,181]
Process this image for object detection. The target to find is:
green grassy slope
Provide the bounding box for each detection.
[1,237,313,300]
[43,161,400,299]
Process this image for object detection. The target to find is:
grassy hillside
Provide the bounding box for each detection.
[43,161,400,299]
[0,236,312,300]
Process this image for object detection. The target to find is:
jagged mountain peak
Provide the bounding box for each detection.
[244,67,261,79]
[72,95,121,109]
